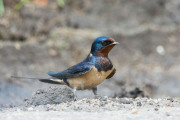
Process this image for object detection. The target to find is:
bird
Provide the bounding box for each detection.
[12,36,119,100]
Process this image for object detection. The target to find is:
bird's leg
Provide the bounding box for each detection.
[73,88,77,101]
[92,87,97,96]
[92,87,101,99]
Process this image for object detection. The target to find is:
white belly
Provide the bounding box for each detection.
[67,66,113,90]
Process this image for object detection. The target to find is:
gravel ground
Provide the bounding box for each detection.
[1,97,180,120]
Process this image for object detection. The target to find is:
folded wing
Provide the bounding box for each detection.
[47,60,93,79]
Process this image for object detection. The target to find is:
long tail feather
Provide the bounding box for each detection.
[39,79,64,84]
[11,76,64,85]
[11,76,42,80]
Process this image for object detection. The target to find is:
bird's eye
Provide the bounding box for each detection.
[101,41,112,46]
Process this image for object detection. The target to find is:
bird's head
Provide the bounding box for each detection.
[90,36,119,57]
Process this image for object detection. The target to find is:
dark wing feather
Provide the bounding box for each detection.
[47,60,93,79]
[106,68,116,79]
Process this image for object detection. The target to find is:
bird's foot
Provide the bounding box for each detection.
[73,96,78,101]
[94,95,103,99]
[72,88,78,101]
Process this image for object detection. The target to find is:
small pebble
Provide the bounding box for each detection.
[100,103,105,107]
[27,107,34,111]
[14,43,21,50]
[166,97,174,102]
[137,102,142,106]
[16,108,21,112]
[120,98,132,104]
[131,109,138,114]
[24,99,28,102]
[153,99,158,104]
[154,108,158,111]
[149,102,153,105]
[169,98,174,102]
[100,97,107,101]
[36,90,41,94]
[165,112,170,116]
[158,98,162,102]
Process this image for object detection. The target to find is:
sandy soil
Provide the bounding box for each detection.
[0,86,180,120]
[1,97,180,120]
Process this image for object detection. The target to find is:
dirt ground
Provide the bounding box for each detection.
[1,95,180,120]
[0,1,180,117]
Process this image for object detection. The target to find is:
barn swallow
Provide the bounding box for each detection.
[12,36,119,100]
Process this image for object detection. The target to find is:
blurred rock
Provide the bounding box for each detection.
[26,86,74,106]
[115,88,148,98]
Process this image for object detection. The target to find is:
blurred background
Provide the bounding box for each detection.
[0,0,180,107]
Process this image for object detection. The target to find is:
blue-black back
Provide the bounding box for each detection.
[47,54,113,79]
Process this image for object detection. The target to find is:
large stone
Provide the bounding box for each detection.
[26,86,74,106]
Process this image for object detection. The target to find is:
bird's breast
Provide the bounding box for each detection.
[67,66,113,90]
